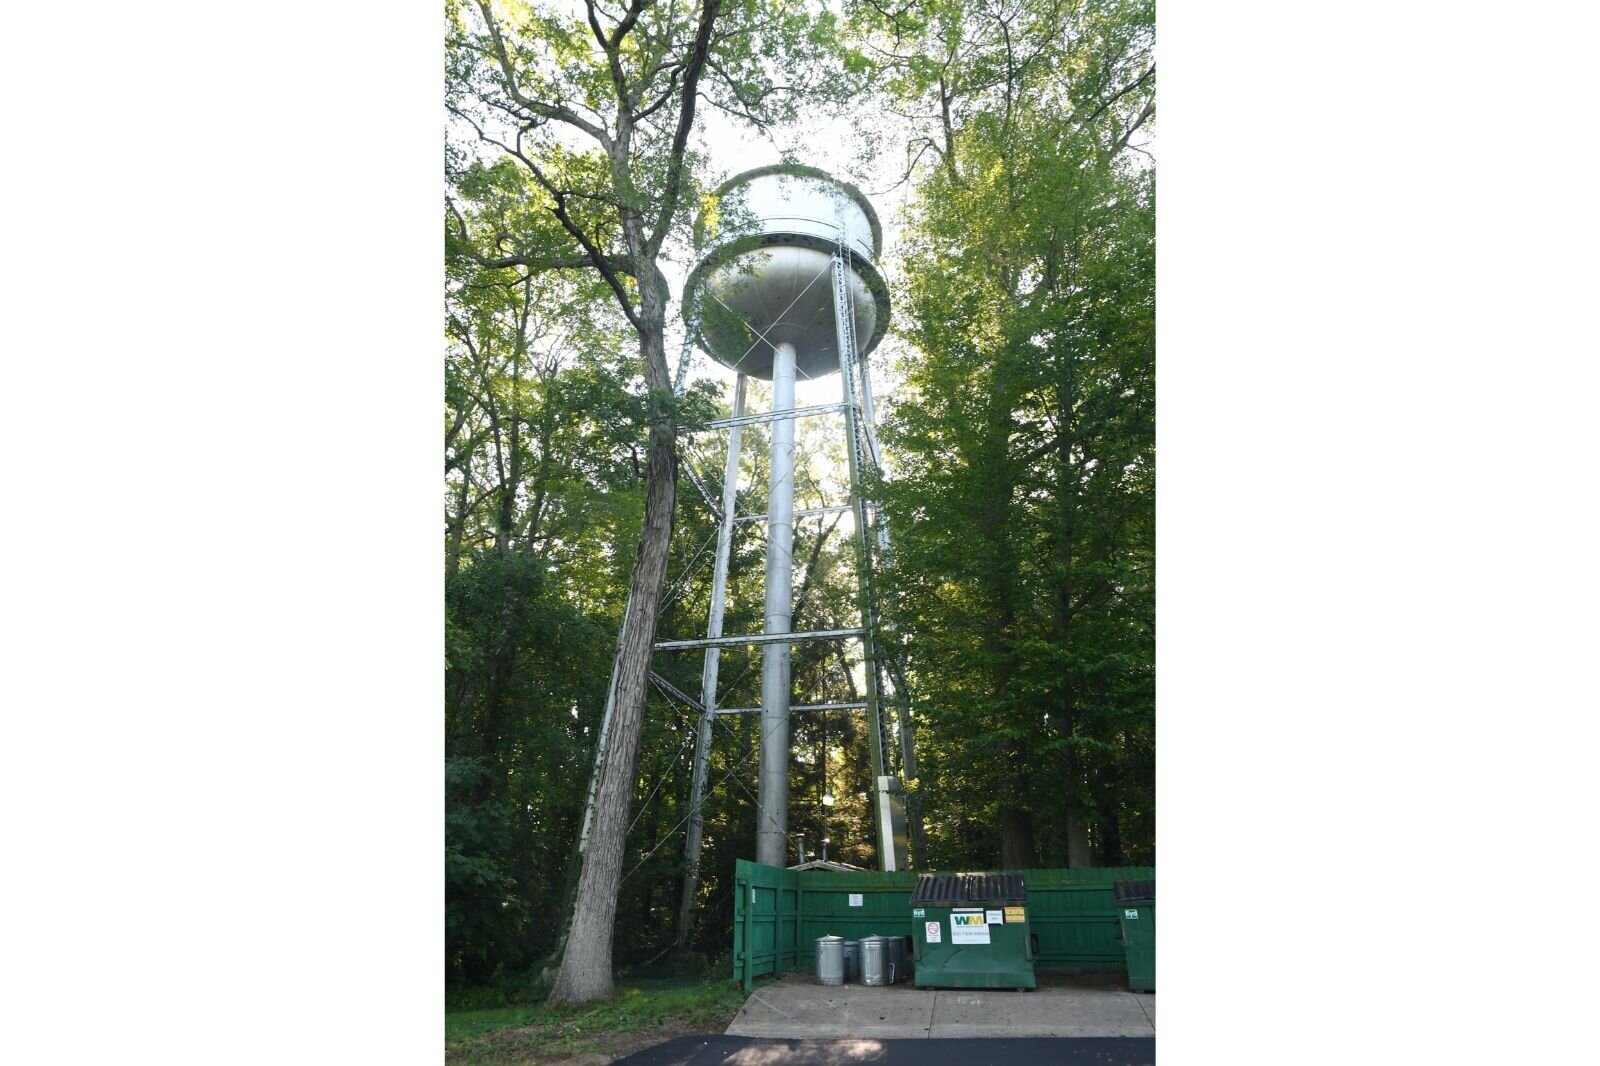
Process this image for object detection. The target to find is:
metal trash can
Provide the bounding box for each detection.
[884,935,907,984]
[842,938,861,982]
[1114,880,1155,992]
[815,935,845,986]
[860,935,889,986]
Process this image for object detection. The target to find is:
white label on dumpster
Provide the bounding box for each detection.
[913,908,926,918]
[925,921,942,943]
[849,893,864,907]
[951,910,991,944]
[985,909,1003,925]
[1125,909,1139,920]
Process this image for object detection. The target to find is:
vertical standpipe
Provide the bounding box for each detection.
[755,342,797,867]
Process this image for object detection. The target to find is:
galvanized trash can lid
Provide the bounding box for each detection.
[1113,879,1155,903]
[910,872,1027,906]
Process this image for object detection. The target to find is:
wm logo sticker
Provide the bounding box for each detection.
[952,913,985,926]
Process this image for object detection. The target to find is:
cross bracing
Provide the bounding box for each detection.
[578,207,922,951]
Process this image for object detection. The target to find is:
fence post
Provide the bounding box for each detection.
[742,877,755,991]
[733,871,745,987]
[795,879,804,975]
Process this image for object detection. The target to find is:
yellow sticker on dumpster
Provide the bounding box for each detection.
[1004,906,1026,923]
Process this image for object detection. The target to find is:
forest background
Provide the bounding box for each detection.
[445,0,1154,997]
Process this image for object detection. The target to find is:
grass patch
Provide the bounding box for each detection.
[446,975,752,1064]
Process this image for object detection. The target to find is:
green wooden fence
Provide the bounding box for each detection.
[731,859,1155,988]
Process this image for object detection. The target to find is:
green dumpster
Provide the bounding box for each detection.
[1114,879,1155,992]
[911,873,1037,990]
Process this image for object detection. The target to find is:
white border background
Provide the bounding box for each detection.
[4,2,1596,1063]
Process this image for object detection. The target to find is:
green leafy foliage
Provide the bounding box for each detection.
[861,0,1156,868]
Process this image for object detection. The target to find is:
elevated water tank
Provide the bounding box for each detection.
[684,165,891,381]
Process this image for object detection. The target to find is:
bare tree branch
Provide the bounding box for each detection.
[447,198,598,273]
[645,0,722,259]
[1081,65,1154,129]
[446,108,642,326]
[1111,99,1155,154]
[475,0,614,149]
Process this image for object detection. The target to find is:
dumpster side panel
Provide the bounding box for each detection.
[1119,901,1156,991]
[1026,867,1155,971]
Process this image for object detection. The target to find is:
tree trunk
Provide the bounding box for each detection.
[1051,342,1088,870]
[546,424,675,1003]
[999,805,1034,869]
[446,452,471,581]
[547,287,678,1006]
[1064,807,1091,868]
[524,408,554,557]
[975,356,1027,871]
[1099,806,1125,866]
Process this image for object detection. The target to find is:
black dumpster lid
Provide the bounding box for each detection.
[911,872,1027,906]
[1114,879,1155,903]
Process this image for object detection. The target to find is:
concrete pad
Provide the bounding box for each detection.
[727,974,1154,1040]
[728,982,934,1039]
[929,986,1152,1038]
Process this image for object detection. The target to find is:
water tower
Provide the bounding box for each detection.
[654,166,918,914]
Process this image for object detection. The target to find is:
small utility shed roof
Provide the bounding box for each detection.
[911,873,1028,906]
[788,859,866,872]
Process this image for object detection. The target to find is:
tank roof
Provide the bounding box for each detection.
[697,164,884,257]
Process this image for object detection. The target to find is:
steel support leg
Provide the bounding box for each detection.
[830,253,894,868]
[676,375,747,944]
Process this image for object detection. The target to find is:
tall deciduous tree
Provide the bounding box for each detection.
[447,0,849,1004]
[849,0,1156,868]
[444,182,644,984]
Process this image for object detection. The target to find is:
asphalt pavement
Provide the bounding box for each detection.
[616,1035,1156,1065]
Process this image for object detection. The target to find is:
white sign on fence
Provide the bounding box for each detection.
[848,893,864,907]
